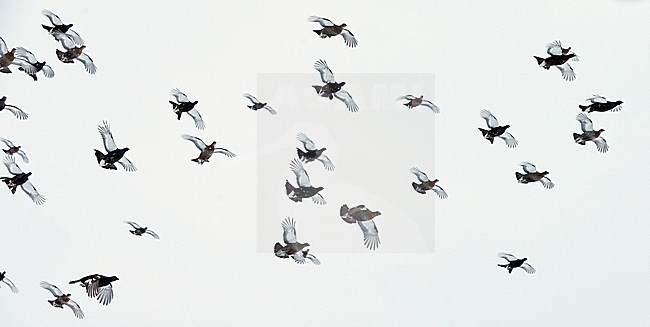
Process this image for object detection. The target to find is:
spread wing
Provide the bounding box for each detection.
[281,217,298,244]
[40,281,63,296]
[357,220,380,250]
[317,155,335,171]
[311,193,326,205]
[97,121,117,152]
[75,53,96,74]
[3,105,28,120]
[341,29,357,48]
[586,94,607,104]
[540,177,554,189]
[11,58,38,74]
[314,59,336,83]
[65,29,84,46]
[480,109,499,128]
[334,90,358,112]
[64,299,84,319]
[124,221,141,229]
[3,156,24,175]
[519,162,537,174]
[2,277,18,293]
[421,100,440,113]
[291,251,306,264]
[20,181,46,205]
[187,108,205,130]
[499,132,518,148]
[592,137,609,153]
[14,47,37,63]
[432,185,448,199]
[290,158,311,187]
[0,137,14,147]
[340,205,356,223]
[42,9,64,25]
[396,95,416,101]
[546,40,563,56]
[52,31,76,49]
[41,64,55,78]
[213,148,236,158]
[243,93,259,103]
[576,113,594,132]
[296,132,316,151]
[306,254,321,265]
[117,157,137,172]
[409,167,430,182]
[96,284,114,305]
[520,263,536,274]
[307,16,335,27]
[145,229,160,239]
[498,252,518,262]
[263,105,277,115]
[556,62,576,81]
[170,88,190,103]
[0,37,8,54]
[181,134,207,150]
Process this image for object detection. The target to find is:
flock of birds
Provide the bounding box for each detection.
[0,9,626,320]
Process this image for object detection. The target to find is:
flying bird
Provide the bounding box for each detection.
[94,121,136,172]
[0,271,18,293]
[0,37,35,75]
[0,96,28,120]
[69,274,119,305]
[296,132,334,171]
[13,47,54,81]
[340,204,382,250]
[169,88,205,129]
[124,221,159,239]
[534,42,577,81]
[516,162,554,189]
[478,110,518,148]
[574,113,608,153]
[286,158,326,205]
[313,59,359,112]
[308,16,357,48]
[546,40,579,61]
[274,217,321,265]
[243,93,277,115]
[41,9,84,46]
[181,134,236,165]
[1,156,45,205]
[56,45,96,74]
[396,95,441,114]
[409,167,448,199]
[498,252,536,274]
[0,137,29,163]
[40,281,84,319]
[579,95,623,113]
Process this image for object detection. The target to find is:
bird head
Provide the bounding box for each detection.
[522,258,528,262]
[193,100,199,105]
[110,276,119,282]
[433,179,439,183]
[541,171,549,176]
[503,125,510,129]
[419,95,424,99]
[26,172,33,177]
[338,82,346,87]
[614,100,623,105]
[123,147,130,152]
[340,23,347,28]
[1,96,6,101]
[598,128,605,133]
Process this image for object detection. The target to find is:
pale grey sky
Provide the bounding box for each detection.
[1,1,649,326]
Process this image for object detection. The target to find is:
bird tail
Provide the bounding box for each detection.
[412,182,426,194]
[42,24,53,32]
[0,67,11,74]
[274,242,282,253]
[94,150,105,164]
[534,56,545,66]
[573,133,586,145]
[313,29,322,36]
[312,85,323,94]
[479,128,495,143]
[2,149,7,154]
[191,158,204,165]
[578,105,590,112]
[498,264,508,269]
[297,148,306,160]
[56,49,67,62]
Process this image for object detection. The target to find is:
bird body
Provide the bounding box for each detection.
[56,46,96,74]
[42,9,84,46]
[243,93,277,115]
[396,95,441,113]
[286,158,326,204]
[573,113,608,153]
[14,47,54,81]
[534,44,577,81]
[125,221,160,239]
[340,204,382,250]
[0,271,18,293]
[498,253,535,274]
[69,274,118,305]
[579,95,623,113]
[409,167,448,198]
[308,16,357,48]
[95,121,136,172]
[1,156,45,204]
[275,217,321,265]
[41,281,84,319]
[169,89,205,129]
[478,110,517,148]
[296,133,335,171]
[516,162,554,189]
[182,134,235,165]
[313,59,359,112]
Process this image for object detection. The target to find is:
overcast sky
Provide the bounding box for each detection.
[1,1,649,326]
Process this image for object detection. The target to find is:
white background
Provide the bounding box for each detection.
[1,1,649,326]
